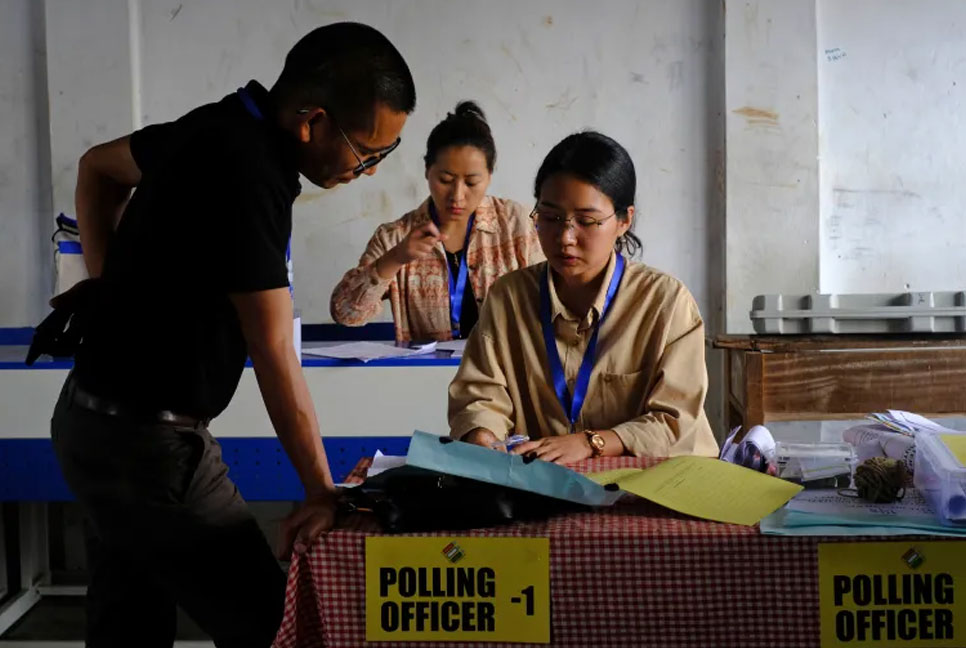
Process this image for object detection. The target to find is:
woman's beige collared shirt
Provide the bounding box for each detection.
[448,253,719,457]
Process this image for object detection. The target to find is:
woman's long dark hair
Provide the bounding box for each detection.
[533,131,641,256]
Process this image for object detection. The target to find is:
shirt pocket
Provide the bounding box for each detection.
[590,370,649,429]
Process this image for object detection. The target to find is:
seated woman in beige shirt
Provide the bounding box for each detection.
[449,131,718,462]
[330,101,542,342]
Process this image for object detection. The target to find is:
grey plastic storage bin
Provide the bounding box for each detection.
[750,292,966,334]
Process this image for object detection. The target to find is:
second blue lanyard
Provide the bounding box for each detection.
[429,203,475,336]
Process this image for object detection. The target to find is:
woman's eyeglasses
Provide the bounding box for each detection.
[530,207,616,232]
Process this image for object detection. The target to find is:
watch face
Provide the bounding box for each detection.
[591,434,606,450]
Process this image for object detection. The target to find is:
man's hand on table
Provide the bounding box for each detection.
[277,493,338,559]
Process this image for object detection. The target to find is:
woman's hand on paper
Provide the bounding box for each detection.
[511,435,593,465]
[460,427,504,451]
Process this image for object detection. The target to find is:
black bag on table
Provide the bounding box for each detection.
[341,464,589,533]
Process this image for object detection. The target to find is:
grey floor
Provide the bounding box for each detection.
[1,502,291,644]
[0,597,208,641]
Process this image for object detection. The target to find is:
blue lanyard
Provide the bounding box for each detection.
[429,203,475,336]
[540,254,626,434]
[237,87,264,121]
[239,86,295,301]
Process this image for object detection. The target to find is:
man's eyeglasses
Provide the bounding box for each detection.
[297,108,401,176]
[530,207,616,231]
[336,123,400,176]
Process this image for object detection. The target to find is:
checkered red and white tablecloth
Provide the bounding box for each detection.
[271,456,928,648]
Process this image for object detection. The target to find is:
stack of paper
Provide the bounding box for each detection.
[760,488,966,537]
[867,410,963,436]
[302,341,436,362]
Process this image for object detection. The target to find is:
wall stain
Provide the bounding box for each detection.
[545,88,577,112]
[543,15,553,27]
[732,106,779,128]
[499,43,524,77]
[630,72,647,84]
[169,3,182,21]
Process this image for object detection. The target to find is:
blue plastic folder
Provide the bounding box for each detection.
[404,430,622,507]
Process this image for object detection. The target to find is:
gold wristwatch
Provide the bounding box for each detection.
[585,431,606,457]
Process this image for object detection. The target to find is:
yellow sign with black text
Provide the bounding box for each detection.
[819,541,966,647]
[365,537,549,643]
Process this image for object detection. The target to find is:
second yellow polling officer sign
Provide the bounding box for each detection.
[365,537,550,643]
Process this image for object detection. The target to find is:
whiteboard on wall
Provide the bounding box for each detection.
[818,0,966,294]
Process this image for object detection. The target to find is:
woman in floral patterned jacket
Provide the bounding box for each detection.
[330,101,543,342]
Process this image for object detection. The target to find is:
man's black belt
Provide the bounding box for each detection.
[69,378,210,430]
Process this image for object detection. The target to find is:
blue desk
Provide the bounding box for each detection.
[0,334,460,501]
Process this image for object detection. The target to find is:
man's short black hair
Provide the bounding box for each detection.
[271,22,416,129]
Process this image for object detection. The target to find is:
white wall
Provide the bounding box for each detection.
[818,0,966,294]
[0,0,52,327]
[724,0,819,333]
[125,0,724,327]
[11,0,724,332]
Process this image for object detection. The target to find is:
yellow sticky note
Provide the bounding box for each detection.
[598,456,803,526]
[939,434,966,467]
[818,541,966,647]
[586,467,645,485]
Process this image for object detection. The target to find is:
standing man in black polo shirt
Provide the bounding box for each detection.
[50,23,415,648]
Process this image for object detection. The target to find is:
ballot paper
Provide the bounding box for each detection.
[302,341,436,362]
[587,457,803,526]
[404,430,622,507]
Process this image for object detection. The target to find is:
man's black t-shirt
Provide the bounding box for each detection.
[74,80,301,419]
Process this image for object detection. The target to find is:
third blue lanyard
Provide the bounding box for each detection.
[429,203,475,336]
[540,254,626,433]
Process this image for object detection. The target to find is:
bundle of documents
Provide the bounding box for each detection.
[760,488,966,537]
[302,341,436,362]
[867,410,962,437]
[405,430,622,507]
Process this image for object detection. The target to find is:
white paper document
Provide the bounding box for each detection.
[366,450,407,478]
[302,341,436,362]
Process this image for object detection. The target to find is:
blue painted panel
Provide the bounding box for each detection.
[0,436,412,502]
[302,322,395,341]
[56,241,82,254]
[0,329,35,345]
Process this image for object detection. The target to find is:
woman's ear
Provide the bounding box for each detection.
[619,205,635,236]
